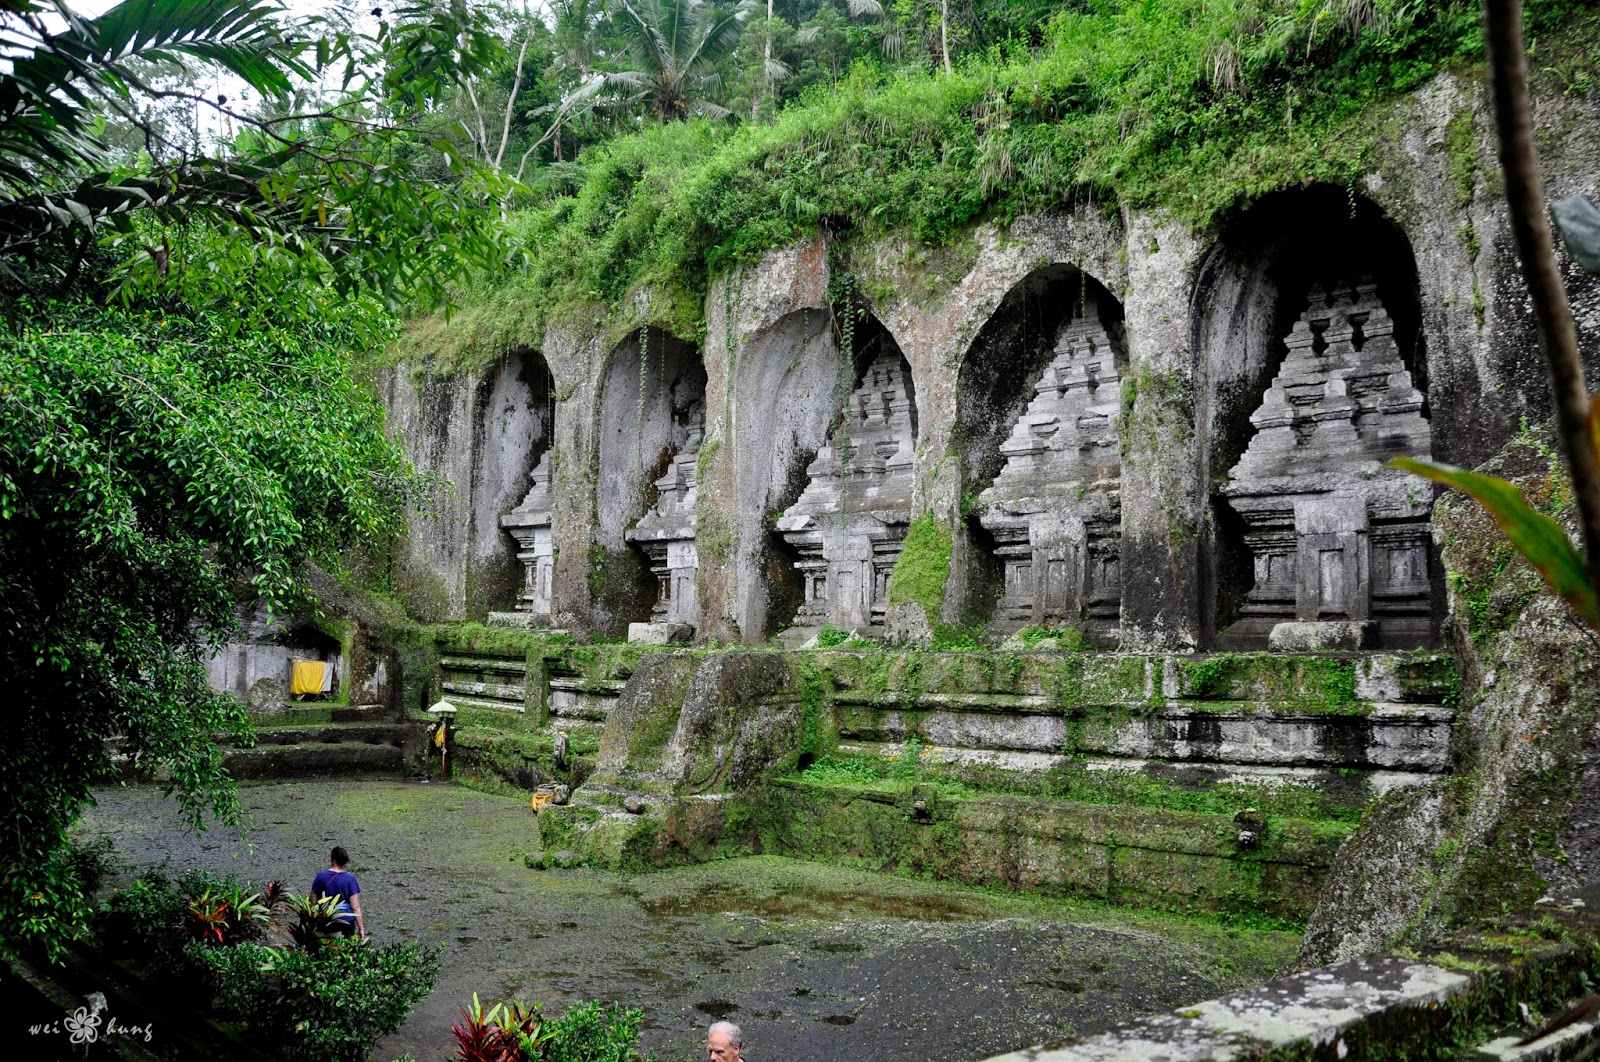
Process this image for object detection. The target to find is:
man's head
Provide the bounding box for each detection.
[330,846,349,868]
[706,1020,743,1062]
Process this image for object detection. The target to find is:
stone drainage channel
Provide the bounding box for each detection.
[81,779,1302,1062]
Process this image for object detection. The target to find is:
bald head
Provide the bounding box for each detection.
[707,1021,743,1062]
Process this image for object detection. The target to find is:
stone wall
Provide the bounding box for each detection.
[382,64,1600,653]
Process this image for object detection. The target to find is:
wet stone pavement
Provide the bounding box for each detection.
[82,781,1299,1062]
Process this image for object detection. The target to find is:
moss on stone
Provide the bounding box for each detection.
[886,513,953,624]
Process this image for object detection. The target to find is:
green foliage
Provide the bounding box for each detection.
[1,1,517,308]
[191,937,442,1062]
[1016,624,1084,649]
[887,513,952,621]
[0,296,424,959]
[929,623,986,651]
[814,622,853,648]
[1392,456,1600,629]
[411,0,1597,363]
[546,1000,651,1062]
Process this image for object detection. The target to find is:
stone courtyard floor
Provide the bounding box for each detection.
[83,781,1300,1062]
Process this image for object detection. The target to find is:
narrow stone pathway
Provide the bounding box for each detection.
[83,781,1299,1062]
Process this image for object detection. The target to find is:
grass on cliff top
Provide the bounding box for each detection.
[401,0,1596,366]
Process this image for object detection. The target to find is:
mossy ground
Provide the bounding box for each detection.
[82,780,1300,1062]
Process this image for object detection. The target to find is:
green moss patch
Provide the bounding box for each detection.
[887,514,953,624]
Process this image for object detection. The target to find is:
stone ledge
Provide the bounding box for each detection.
[980,911,1600,1062]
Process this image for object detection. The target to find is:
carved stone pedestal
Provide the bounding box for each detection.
[625,409,703,639]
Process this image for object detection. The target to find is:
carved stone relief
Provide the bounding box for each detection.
[1220,282,1434,650]
[776,348,917,636]
[498,451,555,625]
[976,303,1123,641]
[625,404,704,639]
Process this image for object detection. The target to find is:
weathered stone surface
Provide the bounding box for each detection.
[624,405,703,632]
[626,622,693,645]
[1267,620,1374,651]
[777,344,918,636]
[980,955,1470,1061]
[1220,283,1435,651]
[1300,429,1600,966]
[977,300,1122,639]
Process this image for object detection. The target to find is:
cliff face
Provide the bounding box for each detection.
[1301,429,1600,965]
[380,33,1600,955]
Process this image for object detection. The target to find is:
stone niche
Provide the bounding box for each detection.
[1219,282,1435,650]
[975,301,1123,641]
[624,402,704,643]
[498,451,556,625]
[776,332,917,637]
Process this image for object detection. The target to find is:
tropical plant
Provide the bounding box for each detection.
[286,893,351,953]
[452,994,555,1062]
[596,0,759,119]
[1390,0,1600,634]
[0,0,515,304]
[451,996,649,1062]
[0,0,508,962]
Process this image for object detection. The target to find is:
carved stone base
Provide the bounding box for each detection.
[1267,621,1375,652]
[627,622,694,645]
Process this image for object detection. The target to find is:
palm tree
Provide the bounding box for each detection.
[599,0,759,120]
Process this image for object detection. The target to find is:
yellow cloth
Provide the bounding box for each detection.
[433,725,446,749]
[290,660,327,696]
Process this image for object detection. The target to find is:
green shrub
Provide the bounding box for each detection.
[190,938,442,1062]
[546,1001,650,1062]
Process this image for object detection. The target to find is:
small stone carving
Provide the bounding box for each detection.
[1220,282,1434,649]
[626,405,703,640]
[500,451,555,622]
[976,303,1123,641]
[776,348,917,636]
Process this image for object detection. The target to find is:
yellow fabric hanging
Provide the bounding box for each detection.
[290,660,327,696]
[433,725,447,749]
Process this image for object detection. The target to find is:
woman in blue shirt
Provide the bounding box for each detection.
[309,846,367,940]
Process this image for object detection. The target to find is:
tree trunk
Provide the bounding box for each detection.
[940,0,951,74]
[1485,0,1600,590]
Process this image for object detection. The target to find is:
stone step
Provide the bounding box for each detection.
[835,701,1452,771]
[224,740,405,780]
[1465,1017,1600,1060]
[981,911,1600,1061]
[218,721,416,748]
[835,742,1438,801]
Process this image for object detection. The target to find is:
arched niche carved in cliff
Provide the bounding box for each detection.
[774,307,919,640]
[952,266,1127,644]
[488,348,557,622]
[727,309,840,641]
[1193,185,1438,650]
[594,328,707,637]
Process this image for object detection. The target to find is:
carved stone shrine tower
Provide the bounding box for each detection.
[1219,282,1435,650]
[624,405,704,642]
[976,303,1123,642]
[776,348,917,637]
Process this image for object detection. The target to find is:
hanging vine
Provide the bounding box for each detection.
[826,264,860,500]
[636,322,650,448]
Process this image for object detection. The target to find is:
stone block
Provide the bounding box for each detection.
[627,622,693,644]
[1268,620,1374,651]
[487,611,540,630]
